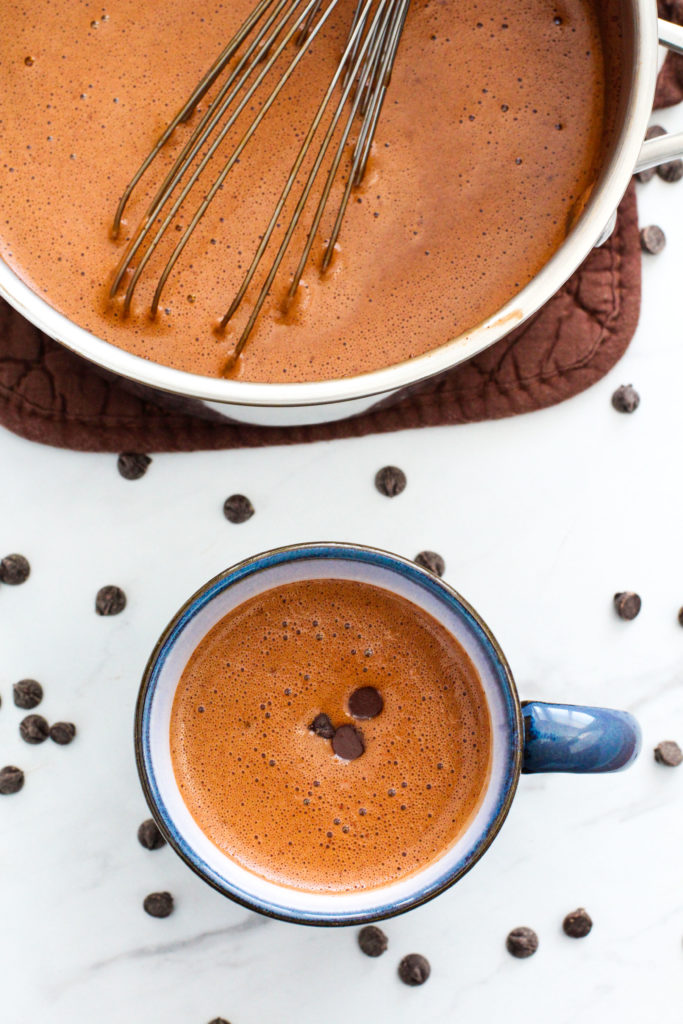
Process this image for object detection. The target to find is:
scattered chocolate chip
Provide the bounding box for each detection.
[117,452,152,480]
[358,925,388,957]
[563,908,593,938]
[640,225,666,255]
[506,926,539,958]
[207,1019,231,1024]
[223,494,254,523]
[12,679,43,710]
[374,465,407,497]
[0,766,24,795]
[635,125,666,183]
[614,591,641,620]
[19,714,49,745]
[654,740,683,767]
[50,722,76,745]
[0,553,30,585]
[657,158,683,183]
[348,686,384,720]
[679,607,683,627]
[96,585,127,616]
[309,713,335,739]
[414,550,445,576]
[611,384,640,413]
[398,953,431,986]
[332,724,365,761]
[138,818,167,850]
[143,891,174,918]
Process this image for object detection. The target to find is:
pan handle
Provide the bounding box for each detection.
[634,19,683,174]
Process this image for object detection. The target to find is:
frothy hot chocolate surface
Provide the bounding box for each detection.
[170,578,492,893]
[0,0,605,383]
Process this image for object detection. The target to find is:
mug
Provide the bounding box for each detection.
[135,542,641,926]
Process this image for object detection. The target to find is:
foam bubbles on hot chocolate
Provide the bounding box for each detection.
[170,578,492,893]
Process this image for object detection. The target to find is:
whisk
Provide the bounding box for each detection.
[110,0,411,370]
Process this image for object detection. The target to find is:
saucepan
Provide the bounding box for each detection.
[0,1,682,428]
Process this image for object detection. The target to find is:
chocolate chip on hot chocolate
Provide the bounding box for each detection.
[309,713,335,739]
[414,550,445,577]
[49,721,76,745]
[138,818,167,850]
[639,225,666,255]
[0,553,30,585]
[506,926,539,958]
[563,907,593,938]
[13,679,43,710]
[348,686,384,720]
[611,384,640,413]
[375,465,407,497]
[0,766,25,795]
[143,891,174,918]
[398,953,431,986]
[95,585,127,616]
[654,740,682,767]
[223,493,255,523]
[19,714,49,745]
[614,591,641,620]
[117,452,152,480]
[332,724,365,761]
[358,925,389,957]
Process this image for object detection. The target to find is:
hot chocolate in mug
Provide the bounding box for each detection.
[135,542,640,925]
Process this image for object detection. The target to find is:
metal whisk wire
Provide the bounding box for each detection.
[110,0,410,370]
[111,0,334,312]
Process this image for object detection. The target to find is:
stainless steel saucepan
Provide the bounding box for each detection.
[1,2,682,428]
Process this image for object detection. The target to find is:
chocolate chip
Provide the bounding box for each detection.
[138,818,167,850]
[614,591,641,620]
[640,225,666,255]
[679,607,683,627]
[223,494,254,523]
[563,908,593,938]
[0,766,24,794]
[657,158,683,183]
[50,722,76,745]
[332,724,365,761]
[611,384,640,413]
[13,679,43,710]
[207,1019,232,1024]
[375,465,407,497]
[506,926,539,958]
[117,452,152,480]
[0,553,30,585]
[635,125,666,182]
[348,686,384,720]
[358,925,388,957]
[654,740,683,766]
[398,953,431,986]
[96,585,127,616]
[143,891,174,918]
[309,713,335,739]
[415,550,445,576]
[19,714,49,744]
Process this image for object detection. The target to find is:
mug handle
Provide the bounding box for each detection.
[521,701,641,774]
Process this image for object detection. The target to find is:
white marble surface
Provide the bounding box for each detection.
[2,115,683,1023]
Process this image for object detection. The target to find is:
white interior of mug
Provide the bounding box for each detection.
[138,546,521,923]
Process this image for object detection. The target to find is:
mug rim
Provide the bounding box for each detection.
[135,542,523,926]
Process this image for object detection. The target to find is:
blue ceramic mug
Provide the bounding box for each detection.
[136,542,640,926]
